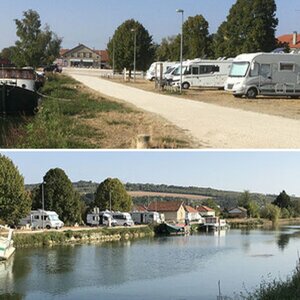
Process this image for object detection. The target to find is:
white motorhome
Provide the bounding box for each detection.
[131,212,162,225]
[19,210,64,230]
[225,52,300,98]
[112,212,134,226]
[86,212,117,227]
[171,58,233,89]
[146,61,178,81]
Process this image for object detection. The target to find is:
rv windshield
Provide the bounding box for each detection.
[164,67,175,75]
[49,215,59,221]
[229,62,249,77]
[173,66,187,76]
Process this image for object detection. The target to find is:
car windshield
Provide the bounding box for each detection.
[49,215,59,221]
[229,62,249,77]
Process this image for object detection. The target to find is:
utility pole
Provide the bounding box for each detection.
[131,28,137,82]
[42,182,45,230]
[176,9,184,93]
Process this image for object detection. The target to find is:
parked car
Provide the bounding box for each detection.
[43,64,62,73]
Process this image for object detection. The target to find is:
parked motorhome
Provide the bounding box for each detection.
[171,58,233,89]
[112,212,134,226]
[86,211,117,227]
[131,211,162,224]
[19,210,64,230]
[225,52,300,98]
[146,61,178,81]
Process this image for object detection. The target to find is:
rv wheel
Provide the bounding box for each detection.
[182,82,190,90]
[46,225,51,230]
[246,88,258,99]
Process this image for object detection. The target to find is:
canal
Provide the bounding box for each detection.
[1,225,300,300]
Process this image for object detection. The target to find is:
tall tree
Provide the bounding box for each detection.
[183,15,211,59]
[273,190,291,209]
[33,168,81,225]
[107,19,155,74]
[0,155,31,225]
[94,178,132,212]
[0,47,16,61]
[156,36,181,61]
[12,10,62,68]
[213,0,278,58]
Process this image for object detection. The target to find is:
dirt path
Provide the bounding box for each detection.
[65,69,300,149]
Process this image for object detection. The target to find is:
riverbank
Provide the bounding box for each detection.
[1,74,195,148]
[227,218,300,229]
[13,226,155,248]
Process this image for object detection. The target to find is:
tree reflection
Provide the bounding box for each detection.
[277,233,290,251]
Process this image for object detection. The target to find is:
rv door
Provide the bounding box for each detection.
[258,63,273,93]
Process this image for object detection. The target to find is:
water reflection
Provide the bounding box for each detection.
[277,233,290,251]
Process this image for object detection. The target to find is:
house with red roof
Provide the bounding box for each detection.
[147,201,185,223]
[196,205,216,217]
[184,205,202,223]
[131,204,148,212]
[277,31,300,53]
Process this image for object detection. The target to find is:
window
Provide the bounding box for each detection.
[280,63,294,72]
[260,64,271,77]
[250,62,259,77]
[34,215,40,220]
[192,67,200,75]
[184,67,191,75]
[229,62,249,77]
[200,65,214,74]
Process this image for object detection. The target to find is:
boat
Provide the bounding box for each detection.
[160,222,185,235]
[0,67,40,115]
[200,217,229,232]
[0,225,15,260]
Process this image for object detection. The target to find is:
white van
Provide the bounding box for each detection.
[112,213,134,226]
[19,210,64,230]
[86,212,117,227]
[171,58,233,89]
[146,61,178,81]
[225,52,300,98]
[131,212,162,224]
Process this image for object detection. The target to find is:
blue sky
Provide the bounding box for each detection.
[1,151,300,196]
[0,0,299,50]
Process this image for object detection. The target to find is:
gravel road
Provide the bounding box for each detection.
[65,69,300,149]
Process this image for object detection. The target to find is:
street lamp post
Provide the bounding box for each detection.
[42,182,45,230]
[131,29,137,82]
[176,9,184,93]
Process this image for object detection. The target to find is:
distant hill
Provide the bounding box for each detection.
[25,181,300,209]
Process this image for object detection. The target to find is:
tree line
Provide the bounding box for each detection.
[0,155,132,226]
[1,0,287,73]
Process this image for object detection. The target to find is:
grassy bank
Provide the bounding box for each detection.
[14,226,154,248]
[3,74,193,148]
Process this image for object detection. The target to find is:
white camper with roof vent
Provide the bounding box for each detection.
[225,52,300,98]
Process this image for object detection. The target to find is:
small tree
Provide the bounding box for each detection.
[12,10,62,68]
[0,155,31,225]
[94,178,132,212]
[260,203,280,223]
[107,19,155,74]
[248,200,260,218]
[156,36,181,61]
[273,190,291,209]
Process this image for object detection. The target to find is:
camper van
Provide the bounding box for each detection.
[112,212,134,226]
[146,61,178,81]
[131,211,162,225]
[86,212,117,227]
[19,210,64,230]
[171,58,233,89]
[225,52,300,98]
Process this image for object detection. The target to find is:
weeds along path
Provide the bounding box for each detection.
[66,70,300,149]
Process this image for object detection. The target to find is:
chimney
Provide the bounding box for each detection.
[293,31,298,46]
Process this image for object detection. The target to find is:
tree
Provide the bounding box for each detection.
[156,36,181,61]
[0,155,31,225]
[238,190,252,208]
[213,0,278,58]
[33,168,81,225]
[183,15,212,59]
[248,200,260,218]
[202,199,220,216]
[0,47,15,61]
[12,10,62,68]
[107,19,155,74]
[260,203,280,223]
[94,178,132,212]
[273,190,291,209]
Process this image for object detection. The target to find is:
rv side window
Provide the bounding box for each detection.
[192,67,200,75]
[184,67,191,75]
[200,65,214,74]
[279,63,295,72]
[260,64,271,77]
[34,215,40,220]
[213,66,220,73]
[250,62,259,77]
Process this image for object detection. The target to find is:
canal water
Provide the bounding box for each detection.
[1,226,300,300]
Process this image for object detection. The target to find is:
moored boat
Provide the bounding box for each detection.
[0,68,40,115]
[0,225,15,261]
[160,222,185,235]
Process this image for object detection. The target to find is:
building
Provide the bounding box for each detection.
[228,207,248,219]
[131,204,148,212]
[184,205,202,223]
[147,201,185,223]
[197,205,216,217]
[60,44,109,68]
[277,31,300,53]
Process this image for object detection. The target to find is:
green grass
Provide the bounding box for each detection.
[15,74,133,148]
[242,258,300,299]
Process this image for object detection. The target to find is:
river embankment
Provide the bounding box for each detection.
[13,226,155,248]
